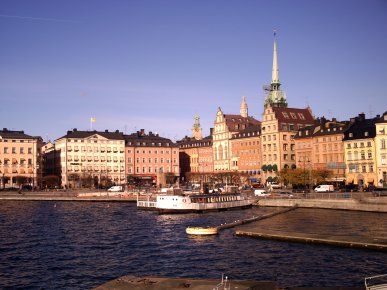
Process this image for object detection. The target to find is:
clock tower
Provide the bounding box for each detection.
[192,114,203,140]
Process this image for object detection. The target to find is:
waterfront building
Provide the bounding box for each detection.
[343,113,378,187]
[54,129,126,188]
[230,125,262,183]
[213,97,260,172]
[0,128,43,189]
[260,33,314,183]
[294,118,349,185]
[177,117,213,183]
[375,111,387,187]
[124,129,179,187]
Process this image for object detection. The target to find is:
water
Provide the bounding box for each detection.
[0,201,386,289]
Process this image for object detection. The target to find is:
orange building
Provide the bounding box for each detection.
[125,129,179,187]
[295,118,349,184]
[230,125,262,183]
[0,128,43,189]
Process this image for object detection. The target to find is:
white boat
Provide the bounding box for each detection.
[155,191,253,214]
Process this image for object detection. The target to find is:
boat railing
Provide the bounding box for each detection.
[365,274,387,290]
[192,199,252,210]
[137,200,157,208]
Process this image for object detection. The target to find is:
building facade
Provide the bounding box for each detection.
[295,118,349,184]
[125,129,179,187]
[54,129,126,188]
[375,111,387,187]
[230,125,262,183]
[343,113,378,187]
[0,128,43,189]
[213,98,260,172]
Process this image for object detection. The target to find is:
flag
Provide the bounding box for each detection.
[90,117,96,123]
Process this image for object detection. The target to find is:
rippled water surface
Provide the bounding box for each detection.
[0,201,386,289]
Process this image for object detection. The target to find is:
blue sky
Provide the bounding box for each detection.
[1,0,386,142]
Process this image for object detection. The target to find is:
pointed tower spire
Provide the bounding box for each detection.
[192,114,202,140]
[264,30,288,108]
[271,30,280,88]
[240,96,248,117]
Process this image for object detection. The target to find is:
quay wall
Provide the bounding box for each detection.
[258,198,387,213]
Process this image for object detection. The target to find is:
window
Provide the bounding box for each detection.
[282,112,289,118]
[12,147,16,154]
[381,139,386,149]
[3,147,8,154]
[290,112,296,119]
[20,148,24,154]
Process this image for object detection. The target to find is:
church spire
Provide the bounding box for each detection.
[271,31,280,89]
[240,96,248,117]
[264,31,288,108]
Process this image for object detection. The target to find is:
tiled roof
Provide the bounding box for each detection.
[294,119,349,139]
[224,115,260,132]
[0,128,39,140]
[272,107,314,124]
[232,125,261,139]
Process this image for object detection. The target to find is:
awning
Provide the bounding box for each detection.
[12,169,17,173]
[28,169,33,174]
[20,169,25,174]
[12,158,17,164]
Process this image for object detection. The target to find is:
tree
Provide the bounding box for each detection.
[262,165,267,172]
[43,175,60,188]
[272,164,278,172]
[267,164,273,172]
[15,175,28,187]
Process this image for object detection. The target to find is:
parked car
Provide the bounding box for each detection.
[252,183,265,189]
[339,184,359,192]
[254,189,271,197]
[278,191,294,198]
[314,184,334,192]
[107,185,123,192]
[292,185,310,193]
[267,182,281,189]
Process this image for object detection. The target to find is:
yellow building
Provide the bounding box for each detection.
[343,113,378,187]
[375,111,387,187]
[0,128,43,189]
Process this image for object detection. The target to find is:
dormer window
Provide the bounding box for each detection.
[365,131,369,137]
[349,133,353,138]
[282,112,289,119]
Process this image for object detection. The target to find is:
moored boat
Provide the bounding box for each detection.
[186,226,219,235]
[156,191,253,214]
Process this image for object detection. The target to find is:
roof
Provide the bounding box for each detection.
[294,118,349,139]
[224,114,260,133]
[272,107,314,125]
[232,124,261,140]
[0,128,40,140]
[56,129,125,141]
[177,135,213,148]
[343,113,377,141]
[124,130,177,147]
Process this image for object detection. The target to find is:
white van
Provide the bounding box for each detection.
[254,189,271,197]
[107,185,123,192]
[314,184,334,192]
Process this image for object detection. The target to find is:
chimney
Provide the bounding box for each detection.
[358,112,365,122]
[73,128,77,132]
[210,128,214,136]
[140,129,145,135]
[105,129,109,133]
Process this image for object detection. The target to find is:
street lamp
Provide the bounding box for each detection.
[0,173,4,189]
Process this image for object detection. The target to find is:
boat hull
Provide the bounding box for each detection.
[157,203,252,214]
[186,227,219,235]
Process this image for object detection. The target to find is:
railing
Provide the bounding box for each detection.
[365,274,387,290]
[192,199,252,210]
[137,200,157,208]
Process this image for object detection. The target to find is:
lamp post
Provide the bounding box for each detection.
[299,156,311,197]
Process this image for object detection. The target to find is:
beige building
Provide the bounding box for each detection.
[375,111,387,187]
[0,128,43,188]
[213,97,260,172]
[260,34,314,182]
[54,129,126,188]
